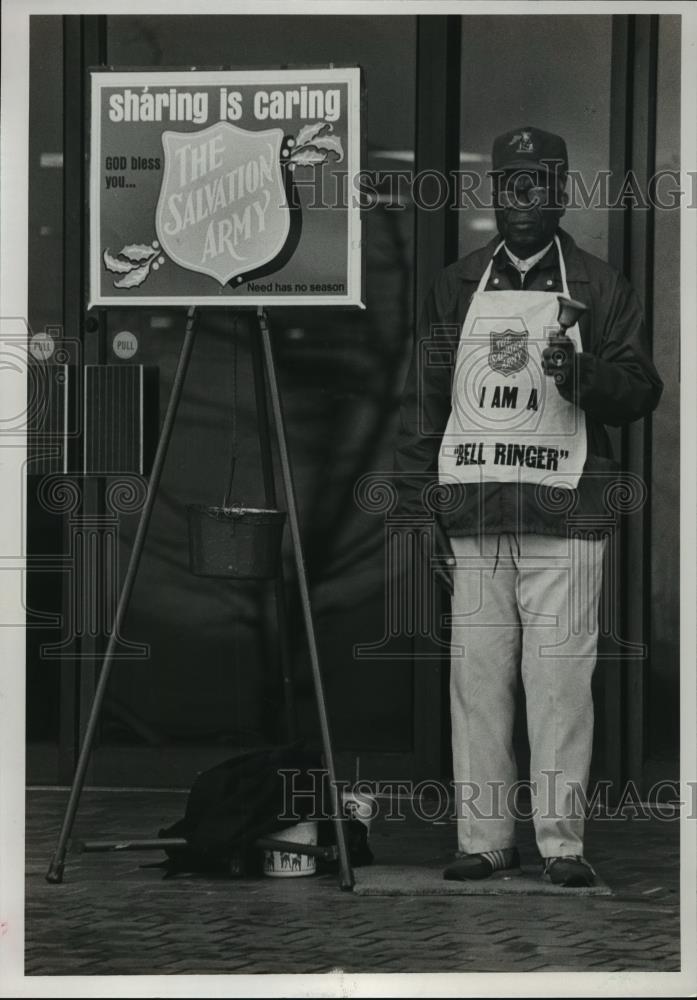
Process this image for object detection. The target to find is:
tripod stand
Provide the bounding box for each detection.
[46,304,354,891]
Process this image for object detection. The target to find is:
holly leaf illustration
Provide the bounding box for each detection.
[103,249,137,274]
[121,243,158,263]
[289,147,328,166]
[113,260,153,288]
[294,121,332,147]
[305,135,344,162]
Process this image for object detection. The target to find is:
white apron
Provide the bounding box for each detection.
[438,234,587,490]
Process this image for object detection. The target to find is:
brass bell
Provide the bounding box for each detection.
[556,295,588,333]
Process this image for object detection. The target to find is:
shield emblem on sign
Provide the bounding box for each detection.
[156,122,290,286]
[489,329,529,376]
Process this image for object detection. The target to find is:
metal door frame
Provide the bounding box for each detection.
[606,13,660,797]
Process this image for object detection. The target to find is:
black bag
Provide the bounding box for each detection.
[157,744,373,877]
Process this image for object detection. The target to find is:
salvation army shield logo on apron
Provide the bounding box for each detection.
[156,122,290,285]
[489,329,529,376]
[438,234,587,490]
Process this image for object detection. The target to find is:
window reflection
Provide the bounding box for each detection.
[101,15,418,756]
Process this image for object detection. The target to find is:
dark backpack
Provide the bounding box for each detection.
[157,744,372,877]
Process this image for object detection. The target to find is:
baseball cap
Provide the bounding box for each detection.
[490,127,568,176]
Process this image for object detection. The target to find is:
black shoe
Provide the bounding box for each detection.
[542,855,596,887]
[443,847,520,881]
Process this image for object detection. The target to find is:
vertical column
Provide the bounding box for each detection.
[59,15,83,782]
[413,14,462,779]
[60,15,108,782]
[608,14,659,796]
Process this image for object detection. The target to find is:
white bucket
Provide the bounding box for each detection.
[263,820,318,878]
[342,790,376,832]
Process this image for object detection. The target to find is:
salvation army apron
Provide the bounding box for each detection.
[438,234,587,490]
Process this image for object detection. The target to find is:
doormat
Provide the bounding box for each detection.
[353,865,612,897]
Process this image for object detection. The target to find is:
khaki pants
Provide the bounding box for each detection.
[449,533,606,859]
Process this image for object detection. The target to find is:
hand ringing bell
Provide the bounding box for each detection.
[543,296,588,384]
[556,295,588,335]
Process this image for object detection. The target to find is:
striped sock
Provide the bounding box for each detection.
[478,847,517,871]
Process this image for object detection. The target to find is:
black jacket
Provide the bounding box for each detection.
[393,228,663,536]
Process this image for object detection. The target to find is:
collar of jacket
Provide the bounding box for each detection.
[494,240,556,273]
[458,228,590,284]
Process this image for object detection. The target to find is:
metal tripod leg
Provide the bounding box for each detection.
[46,307,199,884]
[256,307,354,891]
[249,328,297,742]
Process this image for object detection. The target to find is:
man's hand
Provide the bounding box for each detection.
[434,521,455,596]
[542,333,577,392]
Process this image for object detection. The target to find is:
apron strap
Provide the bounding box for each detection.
[476,241,505,292]
[554,233,570,296]
[477,234,570,295]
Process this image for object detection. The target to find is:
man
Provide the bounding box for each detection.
[394,126,662,886]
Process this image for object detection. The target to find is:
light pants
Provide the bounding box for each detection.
[449,532,606,859]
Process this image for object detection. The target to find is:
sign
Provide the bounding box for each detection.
[89,69,363,308]
[29,332,55,361]
[112,331,138,358]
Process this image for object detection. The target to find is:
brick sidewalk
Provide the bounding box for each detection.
[25,788,680,975]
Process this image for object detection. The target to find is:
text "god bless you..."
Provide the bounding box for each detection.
[160,130,277,264]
